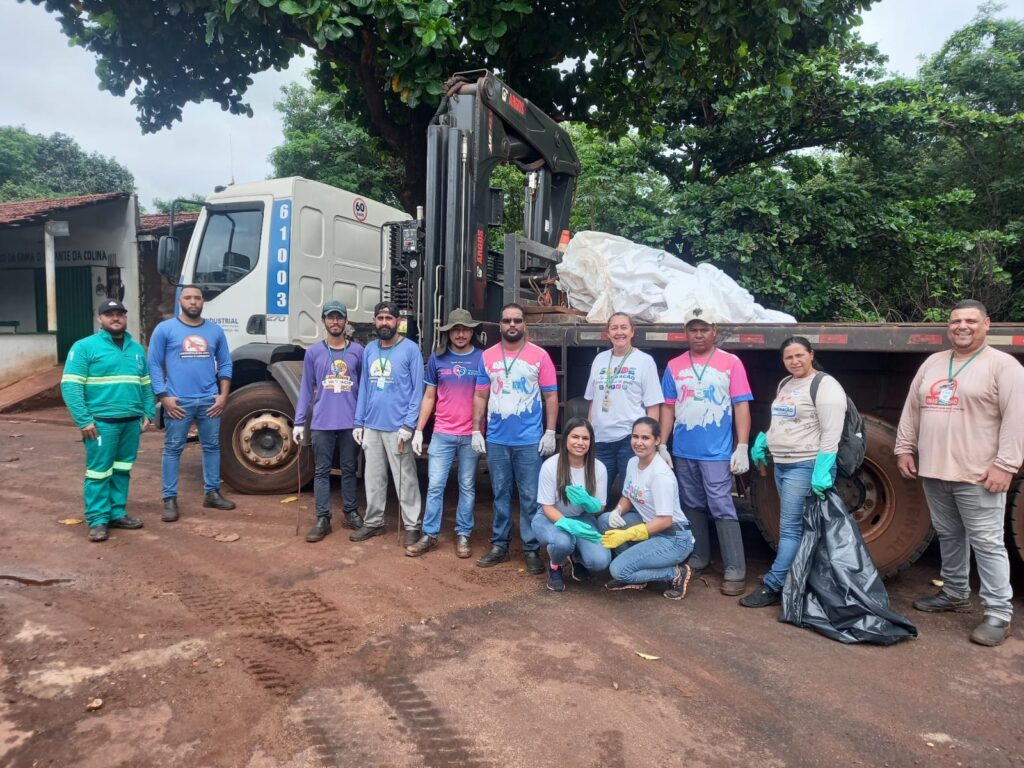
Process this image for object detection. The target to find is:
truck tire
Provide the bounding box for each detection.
[1009,478,1024,563]
[750,415,933,579]
[219,381,313,495]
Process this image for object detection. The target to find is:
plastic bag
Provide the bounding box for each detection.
[780,490,918,645]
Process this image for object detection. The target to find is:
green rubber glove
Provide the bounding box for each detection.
[554,517,602,542]
[565,484,603,514]
[811,452,837,498]
[751,432,769,469]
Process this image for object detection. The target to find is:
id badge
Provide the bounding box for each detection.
[937,384,954,405]
[601,396,610,413]
[376,377,386,390]
[692,389,705,402]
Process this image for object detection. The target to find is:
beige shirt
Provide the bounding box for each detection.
[767,373,847,463]
[895,346,1024,482]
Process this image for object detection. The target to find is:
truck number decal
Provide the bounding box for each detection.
[267,199,292,318]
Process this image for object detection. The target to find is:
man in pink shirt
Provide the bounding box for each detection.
[896,299,1024,647]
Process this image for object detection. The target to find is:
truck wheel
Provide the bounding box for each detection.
[1009,479,1024,563]
[219,381,313,495]
[751,415,933,579]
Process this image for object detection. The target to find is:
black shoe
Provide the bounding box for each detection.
[203,490,236,510]
[912,591,972,613]
[403,528,421,548]
[161,497,179,522]
[524,551,544,575]
[108,516,144,529]
[455,535,472,559]
[970,616,1011,647]
[405,534,438,557]
[604,579,647,591]
[476,546,509,568]
[341,511,363,530]
[306,517,332,543]
[739,584,781,608]
[88,524,108,542]
[564,557,590,583]
[664,564,692,600]
[547,565,565,592]
[349,525,386,542]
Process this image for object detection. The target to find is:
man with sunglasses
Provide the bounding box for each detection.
[473,303,559,572]
[293,300,365,542]
[353,301,424,546]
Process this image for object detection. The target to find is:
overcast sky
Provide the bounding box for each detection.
[2,0,1022,210]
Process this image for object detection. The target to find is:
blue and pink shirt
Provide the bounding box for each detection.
[661,348,753,461]
[475,342,557,446]
[426,347,485,436]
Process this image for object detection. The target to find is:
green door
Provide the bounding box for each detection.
[55,268,95,361]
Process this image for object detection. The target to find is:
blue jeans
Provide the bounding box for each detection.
[162,396,221,498]
[764,460,835,591]
[532,512,611,572]
[422,433,480,537]
[595,437,634,502]
[486,441,541,552]
[596,511,693,584]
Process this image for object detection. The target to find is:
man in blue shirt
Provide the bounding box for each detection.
[352,301,424,546]
[293,300,365,542]
[148,285,235,520]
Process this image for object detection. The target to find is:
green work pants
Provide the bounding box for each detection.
[83,419,141,527]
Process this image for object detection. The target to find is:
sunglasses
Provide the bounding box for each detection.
[500,317,525,325]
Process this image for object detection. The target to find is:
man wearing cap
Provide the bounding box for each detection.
[148,284,235,521]
[293,300,365,542]
[61,300,155,542]
[660,307,753,595]
[352,301,424,545]
[406,309,485,558]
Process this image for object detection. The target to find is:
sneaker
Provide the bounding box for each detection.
[405,534,438,557]
[524,551,545,575]
[739,584,781,608]
[604,579,647,591]
[349,525,386,542]
[306,517,332,543]
[455,534,472,559]
[476,546,509,568]
[564,557,590,583]
[912,591,972,613]
[203,490,236,510]
[969,616,1011,647]
[547,565,565,592]
[341,511,363,530]
[663,564,692,600]
[88,524,108,543]
[161,497,179,522]
[108,516,144,529]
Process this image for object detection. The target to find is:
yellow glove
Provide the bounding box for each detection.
[601,524,650,549]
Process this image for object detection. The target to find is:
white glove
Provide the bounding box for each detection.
[353,427,364,445]
[657,444,673,466]
[397,426,414,453]
[539,429,557,456]
[412,430,424,456]
[730,443,750,475]
[292,425,306,445]
[471,430,487,454]
[608,508,627,529]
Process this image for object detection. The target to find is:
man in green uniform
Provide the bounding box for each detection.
[61,299,155,542]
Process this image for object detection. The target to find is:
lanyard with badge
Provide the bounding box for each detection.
[375,342,396,390]
[940,346,985,405]
[689,349,716,401]
[602,347,633,412]
[501,343,525,392]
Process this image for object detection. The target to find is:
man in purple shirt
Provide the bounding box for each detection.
[293,301,365,542]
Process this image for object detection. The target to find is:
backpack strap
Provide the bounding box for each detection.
[776,375,793,395]
[808,371,827,404]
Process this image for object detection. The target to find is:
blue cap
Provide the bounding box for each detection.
[322,300,348,318]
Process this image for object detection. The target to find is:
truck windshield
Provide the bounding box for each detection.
[193,207,263,288]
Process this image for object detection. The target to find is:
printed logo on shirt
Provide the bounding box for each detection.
[368,356,394,390]
[439,362,481,379]
[925,377,959,407]
[597,365,638,392]
[771,402,797,419]
[322,358,354,394]
[181,335,212,359]
[674,367,732,428]
[488,360,540,418]
[623,477,649,507]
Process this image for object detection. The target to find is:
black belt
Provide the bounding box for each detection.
[96,415,141,424]
[671,522,691,532]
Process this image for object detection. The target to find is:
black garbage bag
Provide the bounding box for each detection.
[780,489,918,645]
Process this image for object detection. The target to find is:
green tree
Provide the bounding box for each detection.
[0,126,135,201]
[150,196,206,214]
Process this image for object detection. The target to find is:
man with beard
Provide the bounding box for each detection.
[293,300,365,542]
[406,308,485,559]
[352,301,424,545]
[896,299,1024,646]
[473,303,559,573]
[61,299,155,542]
[660,307,752,596]
[148,285,235,521]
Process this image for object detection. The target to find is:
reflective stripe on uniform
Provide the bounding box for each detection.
[80,375,148,385]
[61,374,87,384]
[111,461,133,472]
[85,468,114,480]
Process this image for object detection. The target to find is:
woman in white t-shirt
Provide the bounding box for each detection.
[533,417,611,592]
[596,417,695,600]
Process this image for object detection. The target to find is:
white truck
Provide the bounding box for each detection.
[158,176,410,493]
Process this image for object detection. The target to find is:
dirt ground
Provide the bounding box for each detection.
[1,409,1023,768]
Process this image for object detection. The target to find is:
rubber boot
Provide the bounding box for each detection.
[686,508,711,572]
[715,518,747,596]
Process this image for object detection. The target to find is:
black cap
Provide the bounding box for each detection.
[97,299,126,314]
[373,301,400,318]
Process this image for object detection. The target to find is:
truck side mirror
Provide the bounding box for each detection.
[157,235,180,279]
